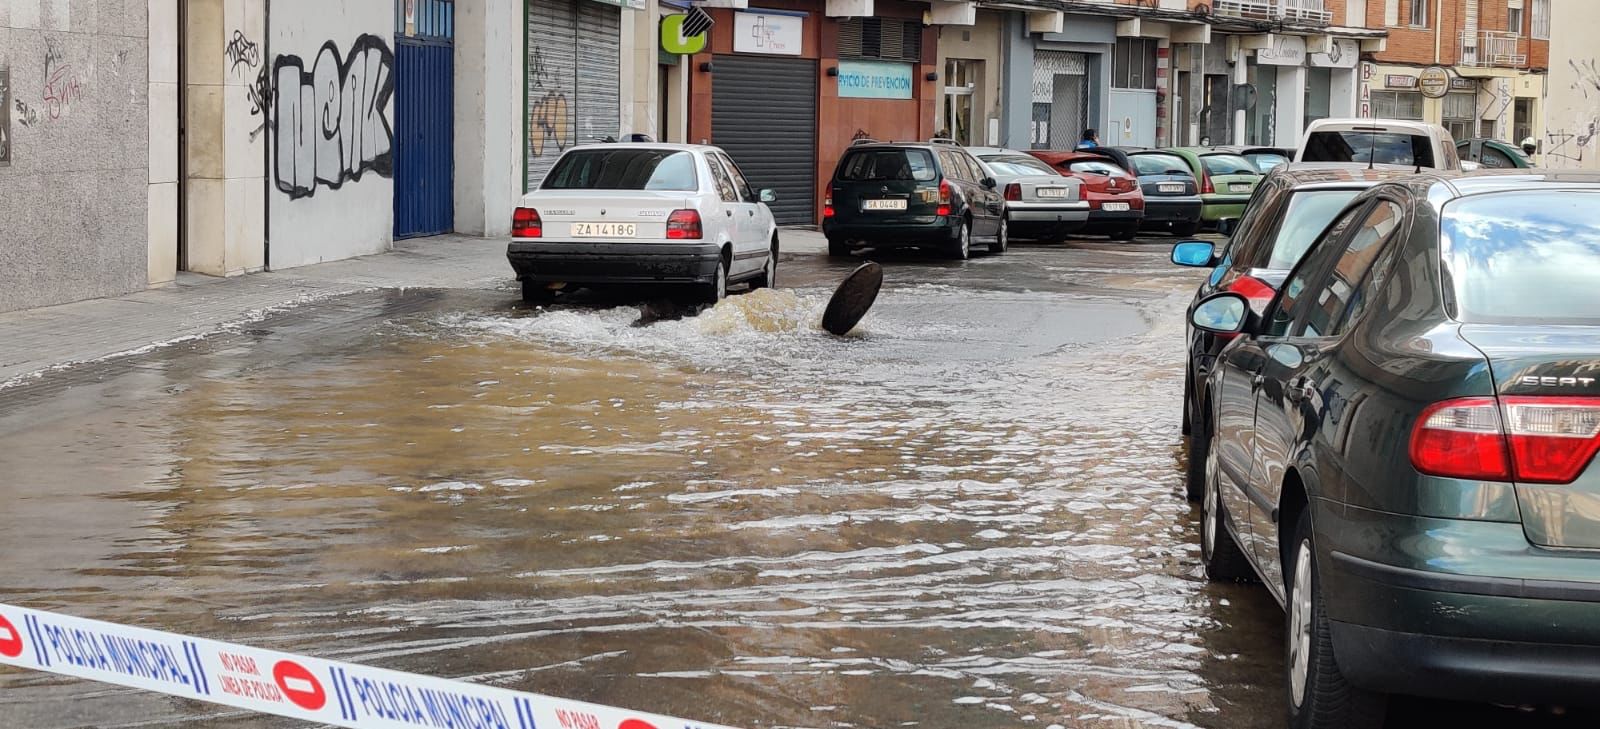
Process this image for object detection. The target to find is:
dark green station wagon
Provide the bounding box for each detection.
[822,141,1006,260]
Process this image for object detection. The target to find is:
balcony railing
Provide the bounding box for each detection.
[1213,0,1332,25]
[1459,30,1527,68]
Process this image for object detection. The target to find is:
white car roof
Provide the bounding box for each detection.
[1304,118,1447,135]
[560,142,722,154]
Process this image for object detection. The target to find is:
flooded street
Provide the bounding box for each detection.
[0,240,1423,728]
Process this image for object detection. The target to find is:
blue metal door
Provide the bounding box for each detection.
[393,0,454,238]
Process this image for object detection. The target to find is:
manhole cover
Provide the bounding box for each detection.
[821,262,883,336]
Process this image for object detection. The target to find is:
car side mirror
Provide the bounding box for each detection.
[1171,241,1217,268]
[982,177,997,189]
[1217,218,1238,237]
[759,188,777,203]
[1191,292,1253,335]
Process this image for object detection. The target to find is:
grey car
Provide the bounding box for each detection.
[967,147,1089,241]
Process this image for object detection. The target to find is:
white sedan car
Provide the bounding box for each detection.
[507,143,779,304]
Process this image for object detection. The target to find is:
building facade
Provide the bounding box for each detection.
[1530,0,1589,167]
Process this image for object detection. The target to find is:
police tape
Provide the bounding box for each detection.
[0,603,739,729]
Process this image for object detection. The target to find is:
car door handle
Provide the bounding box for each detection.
[748,210,755,216]
[725,210,733,217]
[1252,373,1265,388]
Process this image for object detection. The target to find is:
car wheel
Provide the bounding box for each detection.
[951,219,972,260]
[988,217,1009,254]
[697,259,728,305]
[752,241,777,289]
[1286,511,1387,729]
[1201,452,1256,582]
[828,237,852,257]
[520,279,555,304]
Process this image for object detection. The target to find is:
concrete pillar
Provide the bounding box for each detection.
[454,0,517,237]
[1275,65,1307,147]
[183,0,266,277]
[1000,13,1034,149]
[1232,48,1247,145]
[1330,67,1358,118]
[149,0,179,287]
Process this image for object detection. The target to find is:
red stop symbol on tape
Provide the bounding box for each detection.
[0,613,23,658]
[619,720,658,729]
[273,660,327,711]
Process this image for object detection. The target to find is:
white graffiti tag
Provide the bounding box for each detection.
[272,35,394,199]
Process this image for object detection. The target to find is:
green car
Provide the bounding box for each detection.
[1165,147,1263,225]
[1457,138,1535,168]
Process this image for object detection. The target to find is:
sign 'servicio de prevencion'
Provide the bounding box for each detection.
[0,603,742,729]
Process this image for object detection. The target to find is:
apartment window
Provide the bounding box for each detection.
[1384,0,1399,26]
[1408,0,1428,27]
[1507,0,1524,35]
[1372,90,1424,120]
[1532,0,1550,39]
[1113,38,1159,90]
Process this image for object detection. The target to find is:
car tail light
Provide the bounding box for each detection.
[511,207,542,238]
[1005,183,1022,202]
[1201,173,1215,195]
[666,209,702,239]
[1410,397,1600,484]
[823,196,835,218]
[937,179,952,217]
[1227,275,1277,316]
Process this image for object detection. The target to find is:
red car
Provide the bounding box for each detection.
[1027,150,1146,240]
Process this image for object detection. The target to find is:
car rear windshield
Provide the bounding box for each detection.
[837,149,937,182]
[1130,153,1191,176]
[541,149,698,191]
[1246,153,1289,173]
[1068,160,1124,176]
[1200,154,1258,176]
[980,155,1056,177]
[1441,191,1600,325]
[1301,131,1436,167]
[1263,189,1364,269]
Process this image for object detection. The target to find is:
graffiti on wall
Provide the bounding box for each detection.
[42,37,85,121]
[1546,59,1600,166]
[225,30,269,140]
[526,48,572,159]
[272,34,395,199]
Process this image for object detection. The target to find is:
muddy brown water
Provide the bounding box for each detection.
[2,243,1564,728]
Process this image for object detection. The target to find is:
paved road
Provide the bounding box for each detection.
[0,237,1587,728]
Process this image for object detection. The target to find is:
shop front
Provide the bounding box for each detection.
[1024,14,1115,151]
[687,0,937,225]
[1360,62,1544,149]
[524,0,636,190]
[935,11,1005,147]
[1246,35,1358,148]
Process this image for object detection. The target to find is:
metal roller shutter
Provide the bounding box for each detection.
[712,55,817,225]
[525,0,620,190]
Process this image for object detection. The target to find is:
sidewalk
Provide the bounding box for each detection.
[0,228,830,387]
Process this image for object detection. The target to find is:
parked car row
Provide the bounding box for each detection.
[1168,119,1600,727]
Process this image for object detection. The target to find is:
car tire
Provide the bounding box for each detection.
[1172,220,1201,237]
[1286,511,1387,729]
[752,239,778,289]
[828,237,852,258]
[697,258,728,305]
[1201,449,1256,582]
[1110,224,1139,241]
[988,217,1009,254]
[951,219,972,260]
[521,279,556,304]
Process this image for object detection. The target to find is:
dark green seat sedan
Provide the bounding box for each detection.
[1185,171,1600,727]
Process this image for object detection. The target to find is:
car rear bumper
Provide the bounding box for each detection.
[507,240,722,284]
[1319,509,1600,705]
[1141,198,1203,224]
[822,218,961,246]
[1199,195,1250,221]
[1005,200,1091,223]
